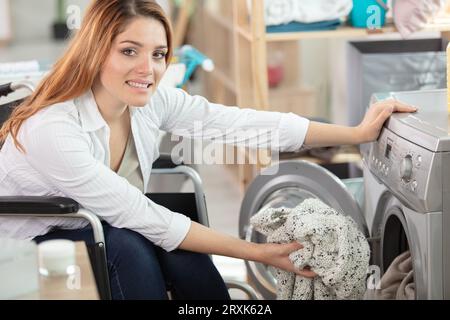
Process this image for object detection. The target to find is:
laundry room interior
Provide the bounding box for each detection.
[1,0,450,302]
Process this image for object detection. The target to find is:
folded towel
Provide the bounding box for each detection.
[264,0,352,26]
[251,198,370,300]
[365,251,416,300]
[267,20,342,33]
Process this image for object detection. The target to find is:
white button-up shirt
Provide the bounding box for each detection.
[0,86,309,251]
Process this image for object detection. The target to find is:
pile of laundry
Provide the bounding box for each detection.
[250,198,370,300]
[263,0,444,37]
[264,0,352,33]
[365,251,415,300]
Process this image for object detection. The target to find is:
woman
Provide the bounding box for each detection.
[0,0,415,300]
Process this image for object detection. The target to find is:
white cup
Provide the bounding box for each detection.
[38,240,76,277]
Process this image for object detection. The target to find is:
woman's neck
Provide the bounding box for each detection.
[91,82,128,126]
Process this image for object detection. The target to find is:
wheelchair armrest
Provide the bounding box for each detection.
[0,82,13,97]
[153,153,184,169]
[0,196,79,214]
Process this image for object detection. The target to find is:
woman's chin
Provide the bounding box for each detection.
[131,101,148,107]
[126,96,152,107]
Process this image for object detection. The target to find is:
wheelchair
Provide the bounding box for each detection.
[0,81,260,300]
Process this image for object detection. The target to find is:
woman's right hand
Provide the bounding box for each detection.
[257,242,317,278]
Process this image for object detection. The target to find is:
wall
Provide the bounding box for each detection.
[10,0,90,42]
[9,0,171,42]
[300,39,331,120]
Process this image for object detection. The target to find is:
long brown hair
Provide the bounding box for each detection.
[0,0,173,152]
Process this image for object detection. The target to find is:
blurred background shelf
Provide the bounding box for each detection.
[188,0,450,191]
[266,22,450,42]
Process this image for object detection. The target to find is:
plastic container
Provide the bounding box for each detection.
[267,51,284,88]
[350,0,388,29]
[38,240,76,277]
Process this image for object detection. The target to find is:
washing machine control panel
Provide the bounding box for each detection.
[367,127,442,212]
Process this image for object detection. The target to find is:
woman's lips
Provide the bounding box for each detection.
[126,80,152,89]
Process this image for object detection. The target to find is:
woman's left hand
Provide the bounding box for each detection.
[356,99,417,143]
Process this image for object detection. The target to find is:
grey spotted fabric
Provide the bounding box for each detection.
[250,198,370,300]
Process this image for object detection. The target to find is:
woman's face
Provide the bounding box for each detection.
[97,17,168,108]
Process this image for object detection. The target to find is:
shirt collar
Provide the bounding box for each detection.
[75,89,108,132]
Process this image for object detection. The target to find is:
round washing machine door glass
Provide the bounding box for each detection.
[239,160,368,299]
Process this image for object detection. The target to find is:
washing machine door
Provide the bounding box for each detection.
[239,160,368,299]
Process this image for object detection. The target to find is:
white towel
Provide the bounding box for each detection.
[264,0,353,26]
[250,198,370,300]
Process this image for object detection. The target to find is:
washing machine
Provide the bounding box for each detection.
[363,89,450,299]
[239,89,450,300]
[239,160,368,299]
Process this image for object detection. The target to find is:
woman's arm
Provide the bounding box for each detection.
[179,221,317,278]
[153,87,309,153]
[23,117,191,252]
[304,99,417,148]
[23,115,315,277]
[154,87,416,153]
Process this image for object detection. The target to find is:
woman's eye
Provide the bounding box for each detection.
[154,51,167,59]
[122,49,137,56]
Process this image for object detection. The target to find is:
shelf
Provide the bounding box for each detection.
[266,25,395,42]
[265,22,450,42]
[206,4,450,43]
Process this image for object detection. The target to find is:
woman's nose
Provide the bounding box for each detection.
[137,55,153,75]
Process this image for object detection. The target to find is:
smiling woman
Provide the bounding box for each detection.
[93,18,168,114]
[0,0,416,301]
[0,0,173,152]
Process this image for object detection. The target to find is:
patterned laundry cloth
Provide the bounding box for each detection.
[250,198,370,300]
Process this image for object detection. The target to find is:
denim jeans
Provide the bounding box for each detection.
[34,223,231,300]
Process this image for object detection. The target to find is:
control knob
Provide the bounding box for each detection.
[400,155,413,182]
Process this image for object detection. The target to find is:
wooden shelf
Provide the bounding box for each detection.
[206,4,450,43]
[266,22,450,42]
[266,24,397,42]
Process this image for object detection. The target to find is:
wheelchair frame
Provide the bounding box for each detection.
[0,81,260,300]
